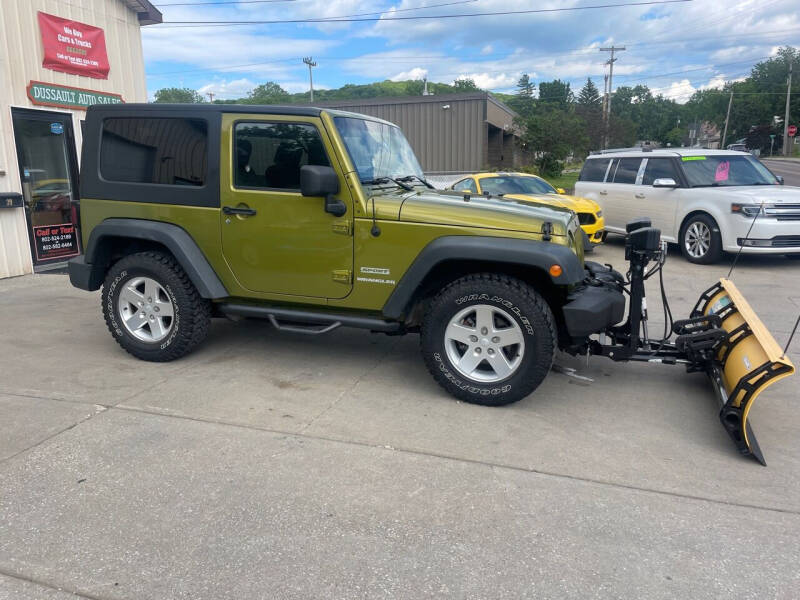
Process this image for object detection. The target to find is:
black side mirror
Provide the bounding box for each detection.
[776,175,784,185]
[300,165,346,217]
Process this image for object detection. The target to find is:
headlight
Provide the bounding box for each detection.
[731,203,764,217]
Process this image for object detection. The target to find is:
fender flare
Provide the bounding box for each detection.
[71,218,228,299]
[382,235,584,320]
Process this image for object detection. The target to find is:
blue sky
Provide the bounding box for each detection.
[142,0,800,103]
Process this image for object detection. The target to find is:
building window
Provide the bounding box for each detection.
[100,118,207,186]
[234,122,329,190]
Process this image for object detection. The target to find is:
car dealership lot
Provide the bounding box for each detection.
[1,241,799,600]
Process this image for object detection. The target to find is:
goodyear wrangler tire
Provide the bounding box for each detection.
[101,251,211,362]
[421,273,557,406]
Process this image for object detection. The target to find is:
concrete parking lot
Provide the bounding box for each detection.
[1,240,799,599]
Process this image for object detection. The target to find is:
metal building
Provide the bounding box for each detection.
[0,0,160,279]
[309,93,525,177]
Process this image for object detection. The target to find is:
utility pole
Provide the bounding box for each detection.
[602,73,609,131]
[783,60,793,156]
[721,91,734,149]
[206,92,215,103]
[303,57,317,102]
[600,46,625,149]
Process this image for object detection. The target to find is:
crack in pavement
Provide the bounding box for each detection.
[298,336,402,434]
[2,391,797,517]
[0,567,104,600]
[0,405,106,466]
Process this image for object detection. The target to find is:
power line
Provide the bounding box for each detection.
[158,0,693,25]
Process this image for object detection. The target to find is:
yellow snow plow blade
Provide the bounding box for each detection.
[693,278,795,465]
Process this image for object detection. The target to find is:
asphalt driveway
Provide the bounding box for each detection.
[1,241,799,599]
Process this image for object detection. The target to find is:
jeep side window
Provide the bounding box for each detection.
[642,158,679,185]
[611,158,642,184]
[100,117,208,186]
[579,159,609,182]
[453,178,477,193]
[233,122,330,190]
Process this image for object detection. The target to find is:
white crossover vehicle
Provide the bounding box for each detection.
[575,148,800,263]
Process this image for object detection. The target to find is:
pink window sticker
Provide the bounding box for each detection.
[715,160,730,182]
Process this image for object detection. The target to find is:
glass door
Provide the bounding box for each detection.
[12,108,81,266]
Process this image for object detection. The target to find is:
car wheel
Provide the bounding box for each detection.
[420,273,556,406]
[679,214,723,264]
[101,251,211,361]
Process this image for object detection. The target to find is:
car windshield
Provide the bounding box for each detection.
[479,175,557,195]
[333,116,424,184]
[681,155,778,187]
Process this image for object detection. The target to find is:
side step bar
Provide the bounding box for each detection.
[218,303,403,335]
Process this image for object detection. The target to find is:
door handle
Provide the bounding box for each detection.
[599,190,608,196]
[223,206,257,216]
[635,193,646,199]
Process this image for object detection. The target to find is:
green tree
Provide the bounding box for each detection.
[153,87,204,103]
[245,82,290,104]
[577,78,601,108]
[453,77,480,91]
[519,107,588,176]
[516,73,534,98]
[538,79,573,110]
[576,78,603,151]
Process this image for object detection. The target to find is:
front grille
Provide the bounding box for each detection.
[765,204,800,221]
[739,236,800,248]
[577,212,596,225]
[771,236,800,248]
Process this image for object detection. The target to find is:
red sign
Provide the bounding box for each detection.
[789,125,797,137]
[32,223,81,262]
[37,12,110,79]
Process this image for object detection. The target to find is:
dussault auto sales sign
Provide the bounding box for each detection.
[37,11,110,79]
[27,81,123,111]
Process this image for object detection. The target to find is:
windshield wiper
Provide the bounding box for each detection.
[396,174,434,189]
[361,177,413,191]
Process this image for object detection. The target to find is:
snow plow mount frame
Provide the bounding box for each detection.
[575,221,794,465]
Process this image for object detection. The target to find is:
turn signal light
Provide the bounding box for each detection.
[549,264,563,277]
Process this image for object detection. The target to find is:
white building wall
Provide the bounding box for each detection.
[0,0,149,278]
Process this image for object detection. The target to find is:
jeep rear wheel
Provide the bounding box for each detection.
[420,273,557,406]
[102,251,211,362]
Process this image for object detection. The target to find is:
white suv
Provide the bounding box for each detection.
[574,148,800,263]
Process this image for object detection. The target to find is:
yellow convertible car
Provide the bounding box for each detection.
[450,172,606,244]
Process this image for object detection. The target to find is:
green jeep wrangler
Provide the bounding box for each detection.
[69,104,624,406]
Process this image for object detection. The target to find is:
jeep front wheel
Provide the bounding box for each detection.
[101,251,211,362]
[420,273,556,406]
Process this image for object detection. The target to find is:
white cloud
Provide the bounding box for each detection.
[197,78,258,99]
[662,79,696,103]
[390,67,428,81]
[144,0,800,98]
[459,72,517,89]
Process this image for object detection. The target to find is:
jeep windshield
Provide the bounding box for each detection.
[681,155,779,187]
[333,116,424,186]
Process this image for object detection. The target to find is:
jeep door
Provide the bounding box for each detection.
[220,114,353,298]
